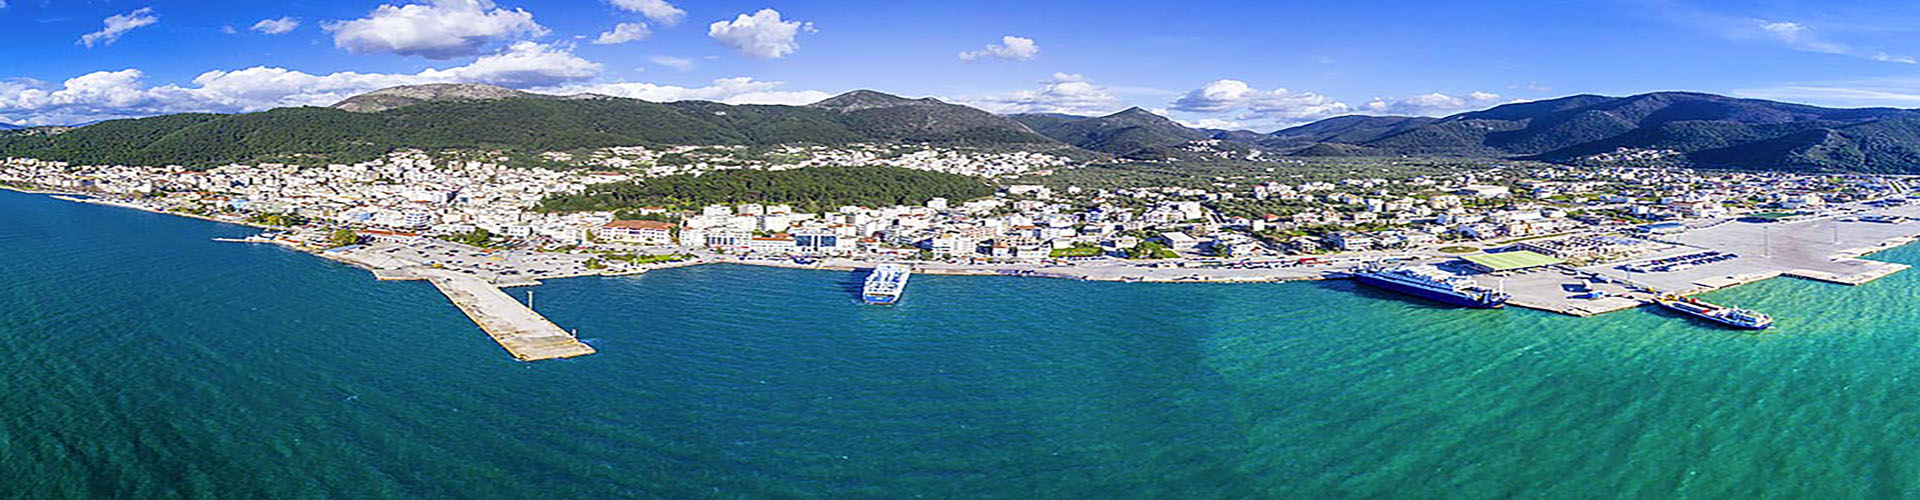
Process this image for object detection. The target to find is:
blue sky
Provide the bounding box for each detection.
[5,0,1920,130]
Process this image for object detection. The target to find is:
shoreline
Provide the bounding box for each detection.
[28,189,1920,323]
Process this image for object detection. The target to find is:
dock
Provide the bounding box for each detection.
[418,269,595,361]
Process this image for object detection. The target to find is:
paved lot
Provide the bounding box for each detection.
[1582,208,1920,293]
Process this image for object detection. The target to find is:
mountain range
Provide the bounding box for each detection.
[8,83,1920,173]
[1027,92,1920,172]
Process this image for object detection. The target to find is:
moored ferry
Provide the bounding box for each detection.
[1655,295,1772,330]
[1350,264,1509,309]
[862,264,911,305]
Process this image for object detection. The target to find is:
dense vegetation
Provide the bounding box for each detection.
[1013,107,1208,155]
[20,82,1920,173]
[1275,92,1920,172]
[327,229,360,248]
[0,89,1056,169]
[537,166,993,214]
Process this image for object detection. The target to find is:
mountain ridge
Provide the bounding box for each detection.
[13,84,1920,172]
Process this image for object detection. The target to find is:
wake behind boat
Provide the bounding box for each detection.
[1350,263,1509,309]
[1655,295,1773,330]
[862,264,911,305]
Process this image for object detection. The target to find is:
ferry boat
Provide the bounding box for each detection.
[1350,264,1509,309]
[1655,295,1773,330]
[862,264,911,305]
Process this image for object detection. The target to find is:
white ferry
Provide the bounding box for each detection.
[862,264,911,305]
[1351,264,1509,309]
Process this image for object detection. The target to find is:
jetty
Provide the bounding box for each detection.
[418,269,595,361]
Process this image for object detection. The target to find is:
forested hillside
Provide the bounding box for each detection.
[536,166,994,214]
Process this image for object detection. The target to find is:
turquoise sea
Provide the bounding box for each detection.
[6,188,1920,499]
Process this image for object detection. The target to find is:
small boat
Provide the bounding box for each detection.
[1655,294,1772,330]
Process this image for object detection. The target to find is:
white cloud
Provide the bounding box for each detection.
[1176,117,1251,130]
[0,42,603,126]
[1162,79,1509,130]
[607,0,683,26]
[534,77,831,105]
[79,7,159,48]
[324,0,546,59]
[250,17,301,35]
[1730,75,1920,107]
[1874,52,1917,64]
[963,73,1123,115]
[958,36,1040,62]
[1755,20,1848,55]
[593,22,651,45]
[1169,79,1256,113]
[648,55,694,70]
[1362,91,1504,116]
[1169,79,1351,121]
[708,9,813,59]
[1732,85,1920,106]
[433,41,603,87]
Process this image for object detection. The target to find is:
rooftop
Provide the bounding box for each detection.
[602,220,676,230]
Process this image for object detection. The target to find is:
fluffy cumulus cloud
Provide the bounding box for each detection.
[431,41,603,87]
[537,77,832,105]
[324,0,546,59]
[251,17,301,35]
[708,9,813,59]
[593,22,651,45]
[0,42,603,126]
[1169,79,1351,121]
[958,36,1040,62]
[607,0,684,26]
[79,7,159,48]
[963,73,1123,115]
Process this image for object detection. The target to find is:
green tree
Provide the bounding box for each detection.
[328,229,360,248]
[1124,241,1177,259]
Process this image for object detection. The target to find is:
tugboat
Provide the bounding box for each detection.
[1655,294,1773,330]
[1350,263,1509,309]
[861,264,911,305]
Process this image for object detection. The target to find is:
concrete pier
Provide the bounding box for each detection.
[419,269,595,361]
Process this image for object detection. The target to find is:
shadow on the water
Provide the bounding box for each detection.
[838,268,876,302]
[1309,278,1468,310]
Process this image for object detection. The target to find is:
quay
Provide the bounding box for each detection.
[417,269,595,361]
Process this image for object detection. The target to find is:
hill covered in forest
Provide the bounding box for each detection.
[0,86,1056,168]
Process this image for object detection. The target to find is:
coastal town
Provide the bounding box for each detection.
[9,146,1920,356]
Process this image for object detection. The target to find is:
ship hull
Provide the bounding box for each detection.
[1352,273,1505,309]
[1657,303,1771,330]
[862,294,900,305]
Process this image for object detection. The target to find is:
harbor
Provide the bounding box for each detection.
[210,194,1920,339]
[418,269,595,361]
[43,185,1920,359]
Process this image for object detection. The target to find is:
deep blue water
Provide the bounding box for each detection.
[6,189,1920,499]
